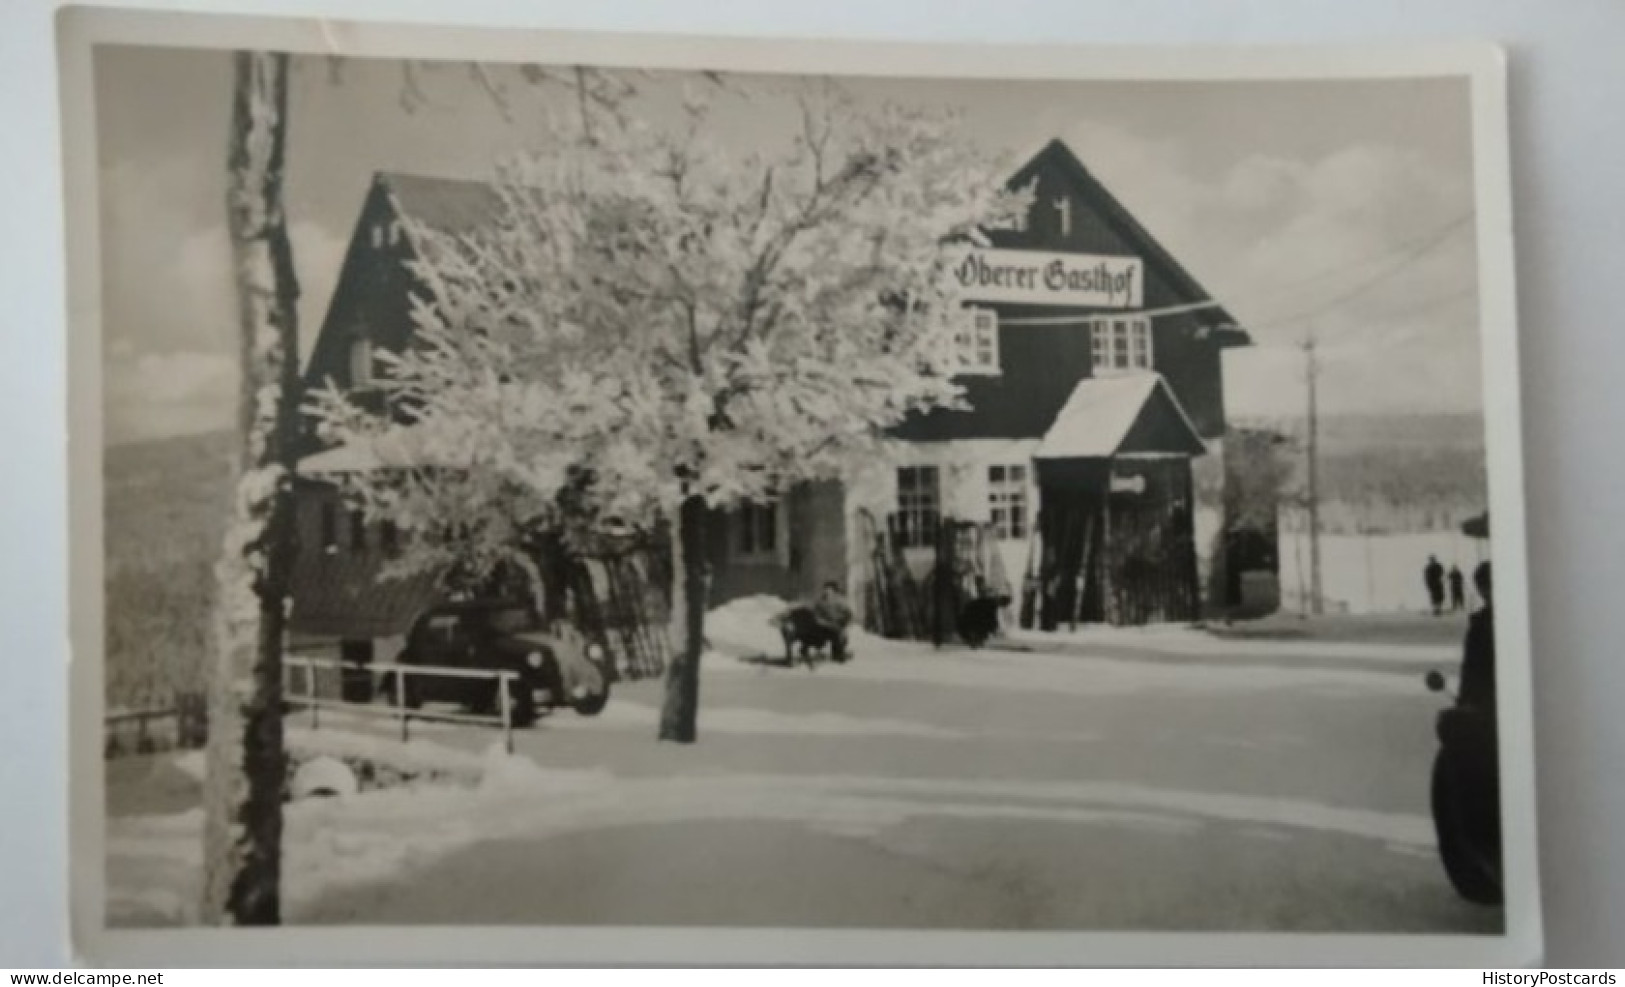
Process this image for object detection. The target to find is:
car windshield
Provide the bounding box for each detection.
[484,607,534,634]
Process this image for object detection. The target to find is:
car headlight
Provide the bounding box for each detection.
[526,651,544,669]
[586,643,604,661]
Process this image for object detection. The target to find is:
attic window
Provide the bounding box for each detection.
[349,339,374,387]
[370,224,384,249]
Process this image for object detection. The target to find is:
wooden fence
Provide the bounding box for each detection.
[104,692,206,758]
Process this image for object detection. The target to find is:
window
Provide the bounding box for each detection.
[736,502,778,559]
[1089,316,1152,374]
[349,509,368,552]
[988,464,1028,540]
[951,307,1000,375]
[895,465,941,549]
[349,338,374,387]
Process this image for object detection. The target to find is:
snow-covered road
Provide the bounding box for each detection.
[104,601,1497,933]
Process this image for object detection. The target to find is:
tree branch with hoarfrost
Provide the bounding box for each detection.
[311,82,1030,742]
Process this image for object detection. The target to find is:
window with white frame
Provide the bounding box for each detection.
[950,307,1000,375]
[735,502,778,560]
[1088,316,1153,374]
[895,465,941,549]
[988,463,1028,540]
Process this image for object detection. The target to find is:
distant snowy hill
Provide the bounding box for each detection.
[1228,411,1487,535]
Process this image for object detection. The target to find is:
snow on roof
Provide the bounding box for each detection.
[1034,373,1204,460]
[299,425,470,474]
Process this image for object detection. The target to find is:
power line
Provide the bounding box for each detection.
[1250,211,1474,303]
[1238,283,1479,355]
[986,212,1475,332]
[1244,214,1476,334]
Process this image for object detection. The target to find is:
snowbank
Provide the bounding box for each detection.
[477,742,612,796]
[702,593,789,659]
[702,593,926,669]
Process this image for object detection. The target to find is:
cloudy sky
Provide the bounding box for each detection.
[95,45,1481,444]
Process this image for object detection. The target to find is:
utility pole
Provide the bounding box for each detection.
[1303,332,1324,616]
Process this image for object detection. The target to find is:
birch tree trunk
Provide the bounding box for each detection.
[200,51,301,925]
[658,494,708,743]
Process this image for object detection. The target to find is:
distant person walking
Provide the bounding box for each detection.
[1448,564,1467,612]
[1424,555,1446,615]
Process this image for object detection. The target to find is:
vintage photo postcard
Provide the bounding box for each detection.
[58,5,1539,966]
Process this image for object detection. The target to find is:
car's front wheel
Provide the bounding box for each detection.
[482,678,538,727]
[573,683,610,717]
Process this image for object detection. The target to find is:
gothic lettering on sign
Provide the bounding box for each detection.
[951,247,1142,308]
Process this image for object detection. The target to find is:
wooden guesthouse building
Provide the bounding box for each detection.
[289,137,1270,655]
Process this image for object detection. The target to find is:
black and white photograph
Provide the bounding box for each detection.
[60,9,1538,966]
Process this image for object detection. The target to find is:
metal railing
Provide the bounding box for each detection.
[284,653,520,754]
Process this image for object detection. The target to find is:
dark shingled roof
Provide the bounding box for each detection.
[376,171,505,236]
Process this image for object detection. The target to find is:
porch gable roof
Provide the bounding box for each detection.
[1034,373,1207,461]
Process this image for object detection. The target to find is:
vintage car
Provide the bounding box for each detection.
[385,598,612,725]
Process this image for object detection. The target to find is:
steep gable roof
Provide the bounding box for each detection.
[1008,139,1248,347]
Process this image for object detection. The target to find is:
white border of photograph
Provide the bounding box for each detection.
[58,5,1539,967]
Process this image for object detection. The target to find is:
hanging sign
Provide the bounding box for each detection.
[951,247,1143,309]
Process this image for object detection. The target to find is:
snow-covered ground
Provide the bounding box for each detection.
[1005,621,1454,665]
[109,737,1435,926]
[105,593,1466,930]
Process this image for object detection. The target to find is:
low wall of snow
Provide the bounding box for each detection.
[1277,528,1489,615]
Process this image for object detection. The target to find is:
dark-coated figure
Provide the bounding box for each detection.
[957,594,1012,648]
[776,581,853,668]
[1424,555,1446,616]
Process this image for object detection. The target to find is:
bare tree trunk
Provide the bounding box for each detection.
[200,51,301,926]
[658,494,708,743]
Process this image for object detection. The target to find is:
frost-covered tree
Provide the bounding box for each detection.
[200,51,300,925]
[313,82,1028,742]
[197,52,635,925]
